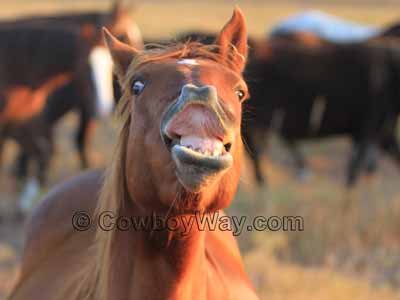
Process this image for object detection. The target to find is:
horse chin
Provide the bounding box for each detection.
[171,144,233,193]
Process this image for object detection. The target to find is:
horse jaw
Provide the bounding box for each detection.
[89,46,115,117]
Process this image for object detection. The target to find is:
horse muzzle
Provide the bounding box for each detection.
[160,84,234,192]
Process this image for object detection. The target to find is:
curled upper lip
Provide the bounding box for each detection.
[161,120,232,156]
[160,83,235,155]
[161,104,233,152]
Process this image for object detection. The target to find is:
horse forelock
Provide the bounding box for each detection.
[124,42,241,82]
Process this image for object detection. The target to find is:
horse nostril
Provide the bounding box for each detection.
[180,84,218,105]
[224,143,232,152]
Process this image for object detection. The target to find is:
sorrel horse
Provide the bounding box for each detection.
[9,8,259,300]
[1,0,143,185]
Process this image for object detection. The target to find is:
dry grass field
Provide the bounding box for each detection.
[1,1,400,299]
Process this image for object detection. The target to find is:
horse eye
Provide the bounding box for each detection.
[132,80,145,96]
[235,89,246,102]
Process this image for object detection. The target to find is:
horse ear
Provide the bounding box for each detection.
[103,27,139,78]
[111,0,124,19]
[215,7,248,73]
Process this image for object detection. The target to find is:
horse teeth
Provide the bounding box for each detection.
[179,136,225,157]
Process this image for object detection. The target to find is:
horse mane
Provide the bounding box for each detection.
[76,41,243,300]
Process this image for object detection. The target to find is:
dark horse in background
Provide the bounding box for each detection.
[0,1,143,213]
[244,34,400,187]
[177,20,400,187]
[0,26,95,212]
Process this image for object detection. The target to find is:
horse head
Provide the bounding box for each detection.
[103,8,248,215]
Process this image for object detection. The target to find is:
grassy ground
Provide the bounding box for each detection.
[1,1,400,299]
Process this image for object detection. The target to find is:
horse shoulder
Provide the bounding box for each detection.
[10,170,103,300]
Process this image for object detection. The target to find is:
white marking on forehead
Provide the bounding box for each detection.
[177,59,199,66]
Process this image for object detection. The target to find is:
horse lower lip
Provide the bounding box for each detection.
[171,144,233,191]
[172,145,232,168]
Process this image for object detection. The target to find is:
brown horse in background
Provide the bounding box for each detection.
[0,1,144,214]
[0,26,96,213]
[243,34,400,186]
[9,8,259,300]
[1,0,143,184]
[0,26,91,149]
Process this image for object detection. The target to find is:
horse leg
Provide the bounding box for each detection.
[18,128,53,215]
[364,143,379,174]
[0,124,9,169]
[0,134,4,169]
[284,139,309,181]
[381,134,400,168]
[347,142,363,187]
[347,140,377,187]
[74,63,99,169]
[15,150,30,182]
[37,138,53,186]
[76,113,97,169]
[243,127,266,186]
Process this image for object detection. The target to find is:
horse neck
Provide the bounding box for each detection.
[106,205,221,300]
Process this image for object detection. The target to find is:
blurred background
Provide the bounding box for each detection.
[1,1,400,299]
